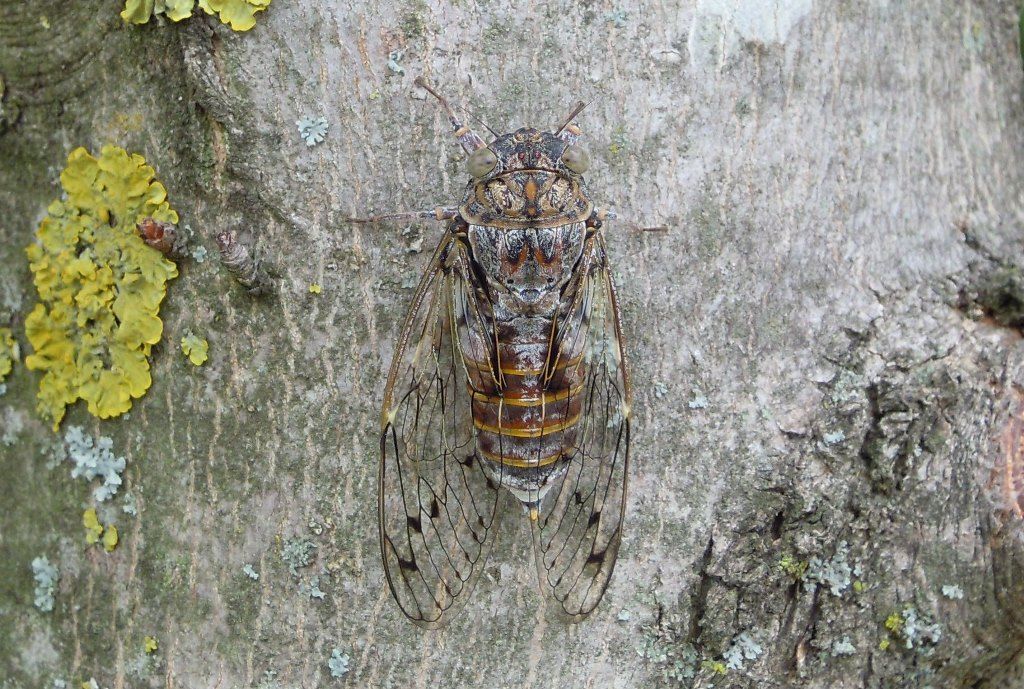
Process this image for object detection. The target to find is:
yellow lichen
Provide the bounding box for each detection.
[180,332,209,366]
[778,554,808,580]
[103,524,119,552]
[83,508,104,544]
[24,146,178,429]
[308,282,322,294]
[884,611,904,635]
[121,0,271,31]
[122,0,195,23]
[199,0,271,31]
[144,636,159,653]
[0,327,18,383]
[700,660,728,675]
[83,508,119,551]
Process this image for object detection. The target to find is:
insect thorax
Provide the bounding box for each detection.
[466,222,586,312]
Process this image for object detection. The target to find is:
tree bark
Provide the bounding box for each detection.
[2,1,1024,687]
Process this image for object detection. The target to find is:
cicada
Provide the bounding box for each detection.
[370,78,631,627]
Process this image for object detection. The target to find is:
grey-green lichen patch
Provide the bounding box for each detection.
[31,556,58,612]
[831,637,856,656]
[805,541,853,597]
[962,20,987,52]
[602,9,629,28]
[256,669,282,689]
[63,426,127,502]
[121,491,138,516]
[638,607,773,683]
[687,395,708,410]
[328,648,350,678]
[941,584,964,600]
[296,116,328,147]
[822,430,846,445]
[1,406,25,446]
[299,574,326,600]
[281,536,316,576]
[884,606,943,654]
[722,630,764,670]
[637,612,699,685]
[124,647,159,681]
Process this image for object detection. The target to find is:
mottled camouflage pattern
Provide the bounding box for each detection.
[459,127,593,229]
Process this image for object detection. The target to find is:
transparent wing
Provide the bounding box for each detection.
[531,233,631,620]
[378,235,502,627]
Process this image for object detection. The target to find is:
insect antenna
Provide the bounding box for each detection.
[554,100,590,135]
[460,105,499,138]
[414,77,487,152]
[414,77,460,126]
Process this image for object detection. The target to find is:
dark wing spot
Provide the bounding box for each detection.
[429,498,440,519]
[398,556,418,572]
[586,550,606,566]
[407,515,423,534]
[588,511,601,527]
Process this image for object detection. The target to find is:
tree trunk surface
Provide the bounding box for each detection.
[2,1,1024,687]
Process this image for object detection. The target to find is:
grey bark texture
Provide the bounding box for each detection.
[2,1,1024,687]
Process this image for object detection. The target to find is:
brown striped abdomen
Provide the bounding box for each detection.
[463,315,587,470]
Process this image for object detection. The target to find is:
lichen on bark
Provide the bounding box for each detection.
[1,1,1023,688]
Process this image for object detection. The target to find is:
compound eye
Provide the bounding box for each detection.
[467,147,498,178]
[561,145,590,174]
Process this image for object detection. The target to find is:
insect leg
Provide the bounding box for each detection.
[587,208,668,233]
[347,207,459,224]
[587,208,616,225]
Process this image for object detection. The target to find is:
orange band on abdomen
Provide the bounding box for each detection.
[473,412,580,438]
[462,351,585,377]
[477,445,565,468]
[469,383,584,407]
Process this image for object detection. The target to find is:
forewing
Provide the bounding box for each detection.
[531,234,631,620]
[379,236,502,627]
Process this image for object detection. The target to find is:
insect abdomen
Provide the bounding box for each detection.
[466,319,586,470]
